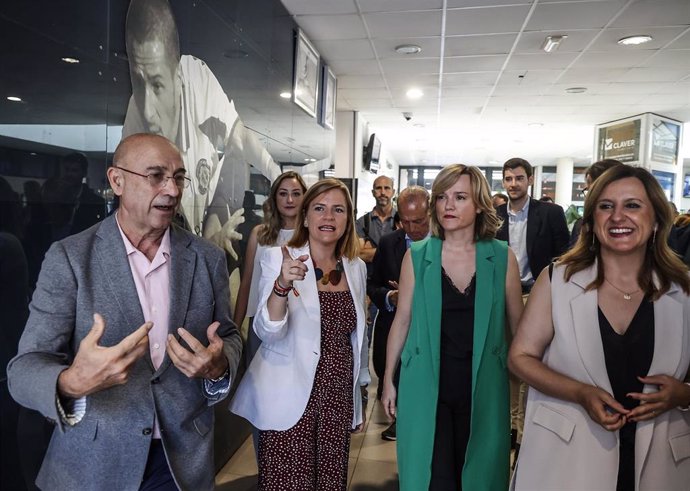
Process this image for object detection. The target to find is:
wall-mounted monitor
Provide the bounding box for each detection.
[684,174,690,198]
[363,133,381,173]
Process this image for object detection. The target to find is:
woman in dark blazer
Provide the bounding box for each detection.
[382,164,523,490]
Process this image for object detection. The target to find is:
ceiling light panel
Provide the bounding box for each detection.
[617,35,653,46]
[541,35,567,53]
[395,44,422,55]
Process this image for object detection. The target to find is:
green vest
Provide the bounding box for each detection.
[397,237,510,490]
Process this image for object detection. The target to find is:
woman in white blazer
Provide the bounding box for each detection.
[231,178,369,491]
[509,165,690,490]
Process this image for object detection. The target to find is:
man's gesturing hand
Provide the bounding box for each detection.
[57,313,152,399]
[166,322,228,379]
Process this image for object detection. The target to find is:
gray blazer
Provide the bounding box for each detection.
[7,215,242,491]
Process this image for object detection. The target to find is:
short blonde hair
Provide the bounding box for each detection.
[288,178,360,260]
[429,164,501,240]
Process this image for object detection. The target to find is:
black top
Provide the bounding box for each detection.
[438,268,475,407]
[598,298,654,491]
[440,269,475,358]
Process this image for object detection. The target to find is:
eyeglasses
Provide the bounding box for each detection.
[114,166,191,189]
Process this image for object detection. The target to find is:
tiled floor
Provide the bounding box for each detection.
[215,383,399,490]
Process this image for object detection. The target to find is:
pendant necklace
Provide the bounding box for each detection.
[314,258,343,286]
[604,278,640,300]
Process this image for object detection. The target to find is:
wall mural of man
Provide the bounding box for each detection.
[122,0,282,262]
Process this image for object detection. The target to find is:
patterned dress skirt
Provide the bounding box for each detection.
[258,290,356,491]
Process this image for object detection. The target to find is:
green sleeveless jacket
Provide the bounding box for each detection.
[397,236,510,490]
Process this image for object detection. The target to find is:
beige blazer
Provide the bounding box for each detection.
[512,263,690,491]
[230,244,370,431]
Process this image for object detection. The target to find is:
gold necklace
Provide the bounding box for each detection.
[604,278,641,300]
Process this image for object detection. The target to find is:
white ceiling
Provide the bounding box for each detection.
[282,0,690,167]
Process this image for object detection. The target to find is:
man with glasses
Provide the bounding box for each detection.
[367,186,430,441]
[8,133,242,491]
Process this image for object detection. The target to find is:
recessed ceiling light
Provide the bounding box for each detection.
[7,96,22,102]
[618,35,653,46]
[406,88,424,99]
[395,44,422,55]
[279,92,291,99]
[541,35,567,53]
[565,87,587,94]
[61,57,80,64]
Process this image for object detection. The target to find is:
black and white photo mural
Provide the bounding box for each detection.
[0,0,336,487]
[123,0,281,259]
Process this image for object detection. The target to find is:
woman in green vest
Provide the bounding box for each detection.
[382,164,524,490]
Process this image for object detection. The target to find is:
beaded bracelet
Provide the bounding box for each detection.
[273,278,292,297]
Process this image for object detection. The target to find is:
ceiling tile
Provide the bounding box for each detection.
[639,50,690,69]
[492,84,546,96]
[542,93,645,106]
[547,82,662,95]
[329,59,381,75]
[526,1,627,30]
[358,0,443,13]
[444,54,507,72]
[342,98,393,108]
[558,67,629,83]
[338,75,388,88]
[444,33,518,56]
[295,14,366,40]
[447,0,532,6]
[364,11,442,38]
[515,30,599,53]
[490,95,548,107]
[443,71,500,85]
[380,58,441,76]
[668,29,690,49]
[339,88,391,99]
[445,5,532,35]
[443,85,494,97]
[572,50,654,69]
[506,52,578,70]
[611,0,690,28]
[438,96,488,107]
[281,0,358,15]
[373,37,442,58]
[623,67,690,82]
[497,69,564,85]
[315,39,375,62]
[636,93,690,106]
[386,73,441,88]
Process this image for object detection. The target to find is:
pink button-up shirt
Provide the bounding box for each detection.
[117,217,171,438]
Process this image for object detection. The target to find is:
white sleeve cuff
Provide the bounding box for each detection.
[56,394,86,426]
